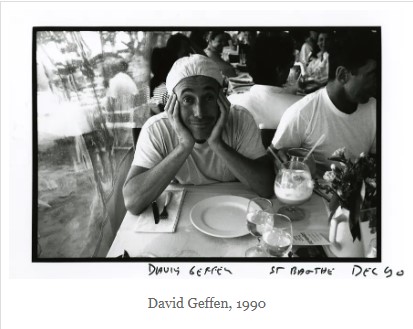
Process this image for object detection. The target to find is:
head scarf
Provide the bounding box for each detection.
[166,54,223,94]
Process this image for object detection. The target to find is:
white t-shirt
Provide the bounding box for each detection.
[133,105,267,185]
[299,42,313,66]
[228,85,303,129]
[107,72,139,112]
[107,72,138,98]
[272,87,376,167]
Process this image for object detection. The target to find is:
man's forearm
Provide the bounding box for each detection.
[123,145,192,215]
[210,142,275,198]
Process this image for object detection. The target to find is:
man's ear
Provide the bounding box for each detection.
[335,66,350,84]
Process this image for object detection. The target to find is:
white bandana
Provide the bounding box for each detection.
[165,54,224,94]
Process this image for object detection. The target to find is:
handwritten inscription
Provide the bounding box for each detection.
[189,266,233,276]
[352,265,405,278]
[148,264,233,277]
[270,266,335,276]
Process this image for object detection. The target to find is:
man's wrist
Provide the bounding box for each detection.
[177,141,194,154]
[208,138,225,152]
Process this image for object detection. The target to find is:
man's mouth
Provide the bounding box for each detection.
[190,120,213,127]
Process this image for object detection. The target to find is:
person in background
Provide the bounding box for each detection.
[228,33,303,129]
[149,47,175,112]
[123,55,274,214]
[204,30,237,78]
[189,30,208,55]
[298,30,318,66]
[166,33,194,60]
[106,59,140,147]
[271,31,378,172]
[306,31,332,85]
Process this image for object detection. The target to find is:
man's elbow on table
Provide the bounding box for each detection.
[123,180,150,216]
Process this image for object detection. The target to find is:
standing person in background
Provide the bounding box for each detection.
[204,30,237,78]
[298,30,318,66]
[106,59,140,147]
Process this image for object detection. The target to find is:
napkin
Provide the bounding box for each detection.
[134,189,186,233]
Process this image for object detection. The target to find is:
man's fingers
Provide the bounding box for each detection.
[219,89,231,108]
[172,97,182,126]
[165,93,173,112]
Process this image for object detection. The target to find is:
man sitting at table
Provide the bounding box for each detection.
[271,31,378,171]
[228,32,303,129]
[123,54,274,215]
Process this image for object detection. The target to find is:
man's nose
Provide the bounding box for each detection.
[193,102,204,118]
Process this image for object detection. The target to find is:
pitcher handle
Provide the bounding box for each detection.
[329,218,338,243]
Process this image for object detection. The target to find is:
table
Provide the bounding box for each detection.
[106,182,332,258]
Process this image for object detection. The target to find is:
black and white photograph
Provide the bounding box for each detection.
[34,27,380,260]
[2,2,412,329]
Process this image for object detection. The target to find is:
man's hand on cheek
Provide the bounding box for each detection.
[166,93,195,150]
[208,90,229,149]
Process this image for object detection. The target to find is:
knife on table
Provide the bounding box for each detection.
[152,200,160,224]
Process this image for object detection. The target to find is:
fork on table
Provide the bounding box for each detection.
[159,191,172,220]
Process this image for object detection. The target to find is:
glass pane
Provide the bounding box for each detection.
[36,30,164,258]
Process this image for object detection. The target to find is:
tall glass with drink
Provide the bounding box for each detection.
[245,197,273,257]
[274,160,314,221]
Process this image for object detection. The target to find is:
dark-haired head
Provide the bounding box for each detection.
[328,30,379,104]
[328,31,379,81]
[247,32,295,86]
[166,33,193,60]
[207,30,229,53]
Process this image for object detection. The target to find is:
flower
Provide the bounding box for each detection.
[332,147,346,158]
[320,148,377,241]
[323,170,336,182]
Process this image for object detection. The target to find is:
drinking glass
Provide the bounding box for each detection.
[262,213,293,257]
[287,147,317,178]
[274,161,314,221]
[245,197,273,257]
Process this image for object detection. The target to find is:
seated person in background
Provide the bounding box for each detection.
[189,30,209,55]
[166,33,194,60]
[271,32,378,172]
[306,31,332,85]
[204,31,237,78]
[123,55,274,215]
[298,30,318,66]
[228,33,303,129]
[149,47,175,112]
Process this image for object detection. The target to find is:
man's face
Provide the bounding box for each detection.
[344,59,377,104]
[210,34,228,53]
[174,76,220,142]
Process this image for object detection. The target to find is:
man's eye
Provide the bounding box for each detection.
[205,95,215,101]
[183,97,194,104]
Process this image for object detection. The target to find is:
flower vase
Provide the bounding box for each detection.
[328,206,365,257]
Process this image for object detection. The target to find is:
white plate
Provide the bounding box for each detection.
[190,196,251,238]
